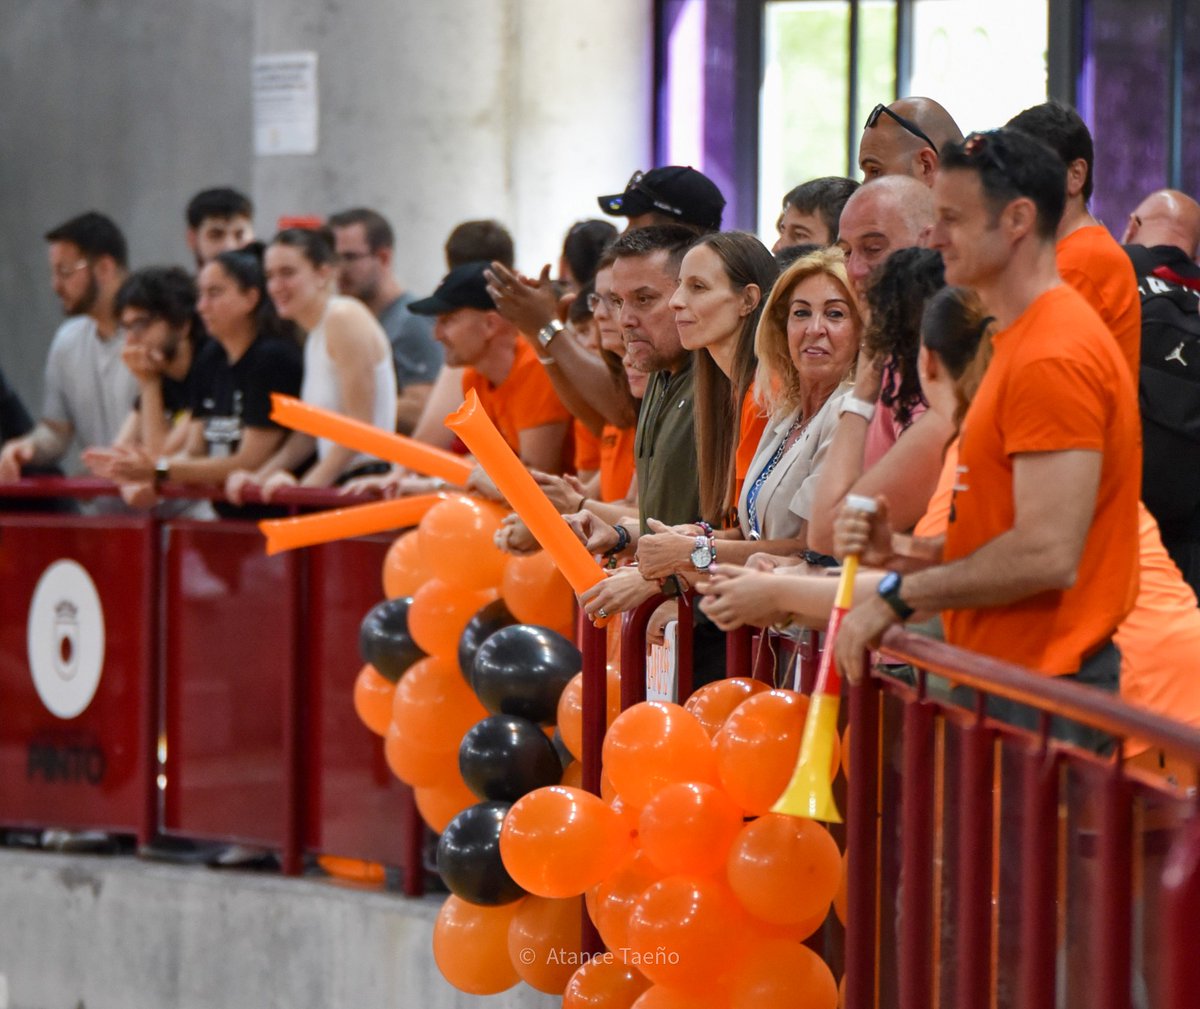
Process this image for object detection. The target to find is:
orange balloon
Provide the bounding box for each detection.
[317,854,386,884]
[561,760,583,788]
[272,393,475,484]
[433,895,522,995]
[726,814,842,925]
[632,985,729,1009]
[446,391,605,599]
[407,579,497,659]
[391,654,489,751]
[609,795,640,843]
[353,663,395,736]
[726,938,837,1009]
[383,529,433,599]
[418,494,508,591]
[715,690,820,815]
[558,666,623,761]
[586,851,664,952]
[500,786,633,897]
[602,702,718,808]
[638,782,744,876]
[626,876,745,993]
[507,895,584,994]
[383,721,458,787]
[833,849,848,927]
[683,677,768,738]
[501,549,577,635]
[563,958,651,1009]
[414,776,478,833]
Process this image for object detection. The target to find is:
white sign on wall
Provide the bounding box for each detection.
[253,51,319,156]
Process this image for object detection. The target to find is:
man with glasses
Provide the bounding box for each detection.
[328,207,441,433]
[0,212,136,483]
[858,97,964,186]
[598,166,725,234]
[835,128,1140,731]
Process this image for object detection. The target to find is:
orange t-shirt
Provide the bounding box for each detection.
[734,385,770,507]
[1057,225,1141,382]
[919,446,1200,744]
[1117,505,1200,752]
[574,419,601,474]
[599,424,636,502]
[461,340,571,456]
[943,285,1140,676]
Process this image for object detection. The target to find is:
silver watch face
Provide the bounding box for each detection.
[691,544,713,569]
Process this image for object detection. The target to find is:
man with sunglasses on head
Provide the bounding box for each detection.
[835,128,1140,750]
[598,166,725,234]
[858,97,964,186]
[0,212,136,484]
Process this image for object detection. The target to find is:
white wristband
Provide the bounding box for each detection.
[838,395,877,423]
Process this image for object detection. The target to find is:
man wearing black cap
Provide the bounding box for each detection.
[409,261,570,473]
[598,166,726,233]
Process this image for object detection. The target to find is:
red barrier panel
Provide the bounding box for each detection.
[0,515,157,842]
[161,521,300,851]
[303,536,423,891]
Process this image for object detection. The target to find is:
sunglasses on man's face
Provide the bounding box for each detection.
[864,104,939,154]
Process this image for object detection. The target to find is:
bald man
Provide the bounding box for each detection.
[835,175,935,296]
[857,97,964,186]
[1123,188,1200,288]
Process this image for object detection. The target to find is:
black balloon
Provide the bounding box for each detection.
[460,714,564,802]
[457,599,517,684]
[471,624,581,724]
[436,801,524,906]
[358,597,426,683]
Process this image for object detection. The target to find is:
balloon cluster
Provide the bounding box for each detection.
[497,684,848,1008]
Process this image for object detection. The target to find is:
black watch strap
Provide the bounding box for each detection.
[878,571,915,621]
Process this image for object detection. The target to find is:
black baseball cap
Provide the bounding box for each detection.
[408,261,496,316]
[597,166,726,231]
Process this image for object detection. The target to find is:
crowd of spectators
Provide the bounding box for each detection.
[4,93,1200,760]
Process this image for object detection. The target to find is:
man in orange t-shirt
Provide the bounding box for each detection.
[835,128,1140,717]
[1007,100,1141,378]
[410,261,571,472]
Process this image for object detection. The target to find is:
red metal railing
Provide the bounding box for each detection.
[0,476,423,891]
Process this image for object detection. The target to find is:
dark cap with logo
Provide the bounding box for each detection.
[597,166,726,232]
[408,261,496,316]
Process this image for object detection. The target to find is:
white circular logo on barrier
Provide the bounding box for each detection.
[27,559,106,719]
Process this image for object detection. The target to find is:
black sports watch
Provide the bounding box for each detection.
[877,570,914,621]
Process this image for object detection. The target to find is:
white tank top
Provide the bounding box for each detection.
[301,296,398,465]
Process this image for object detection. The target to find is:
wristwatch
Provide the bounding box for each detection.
[877,570,914,621]
[537,319,564,350]
[154,456,171,485]
[838,395,877,423]
[690,535,715,571]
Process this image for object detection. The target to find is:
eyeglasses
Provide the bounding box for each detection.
[586,292,611,313]
[118,315,159,339]
[960,131,1012,180]
[52,259,89,281]
[864,104,939,154]
[624,171,685,218]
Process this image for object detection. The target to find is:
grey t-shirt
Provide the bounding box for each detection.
[42,315,139,462]
[378,293,442,388]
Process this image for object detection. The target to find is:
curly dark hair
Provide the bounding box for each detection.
[863,247,945,428]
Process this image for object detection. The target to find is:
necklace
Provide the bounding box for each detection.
[744,411,811,539]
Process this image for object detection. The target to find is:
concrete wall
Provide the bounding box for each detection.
[0,0,652,434]
[0,850,559,1009]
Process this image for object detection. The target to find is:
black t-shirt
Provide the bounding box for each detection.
[190,334,304,458]
[0,365,33,443]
